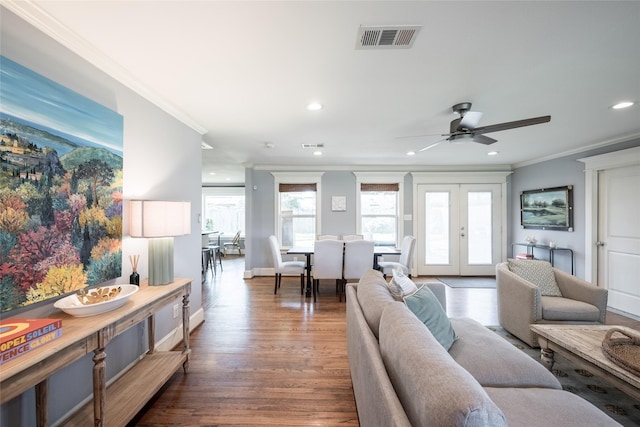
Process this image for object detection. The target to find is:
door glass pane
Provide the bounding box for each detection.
[425,192,449,264]
[467,191,492,264]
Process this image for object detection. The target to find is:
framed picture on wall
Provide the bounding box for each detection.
[331,196,346,212]
[520,185,573,231]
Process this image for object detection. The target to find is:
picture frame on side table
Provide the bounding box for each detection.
[520,185,573,231]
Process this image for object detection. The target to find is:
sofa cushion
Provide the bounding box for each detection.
[449,319,561,389]
[485,387,621,426]
[379,302,507,427]
[541,296,601,321]
[404,284,458,351]
[356,269,396,339]
[508,259,562,296]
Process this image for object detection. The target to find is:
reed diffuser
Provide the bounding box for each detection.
[129,255,140,286]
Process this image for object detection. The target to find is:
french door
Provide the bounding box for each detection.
[416,184,502,276]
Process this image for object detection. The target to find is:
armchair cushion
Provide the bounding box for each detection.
[507,259,562,297]
[541,296,601,321]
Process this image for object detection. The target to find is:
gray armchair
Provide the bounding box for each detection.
[496,261,608,347]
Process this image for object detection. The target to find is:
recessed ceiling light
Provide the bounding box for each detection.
[225,177,231,181]
[488,151,499,156]
[209,172,216,175]
[611,101,635,110]
[406,151,416,156]
[313,151,322,156]
[306,102,323,111]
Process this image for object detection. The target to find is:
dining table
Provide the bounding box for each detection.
[287,244,402,297]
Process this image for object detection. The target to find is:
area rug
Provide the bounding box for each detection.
[488,325,640,426]
[438,276,496,288]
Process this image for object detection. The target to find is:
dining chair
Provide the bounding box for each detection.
[317,234,339,240]
[224,230,242,256]
[342,239,375,301]
[268,235,306,295]
[311,239,344,302]
[378,235,416,278]
[342,234,364,241]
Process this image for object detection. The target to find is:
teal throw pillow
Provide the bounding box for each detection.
[403,284,458,351]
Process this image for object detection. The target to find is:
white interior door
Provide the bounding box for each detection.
[417,184,502,276]
[598,165,640,317]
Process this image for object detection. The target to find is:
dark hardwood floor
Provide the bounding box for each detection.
[132,257,639,426]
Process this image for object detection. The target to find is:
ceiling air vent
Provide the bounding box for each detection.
[301,144,325,149]
[356,25,421,49]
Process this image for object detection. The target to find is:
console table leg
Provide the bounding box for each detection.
[540,348,555,371]
[93,347,106,427]
[182,292,191,373]
[35,379,48,427]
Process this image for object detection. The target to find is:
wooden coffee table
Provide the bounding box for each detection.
[531,324,640,402]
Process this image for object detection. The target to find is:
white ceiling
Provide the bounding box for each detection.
[9,1,640,185]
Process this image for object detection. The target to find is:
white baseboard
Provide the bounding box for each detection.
[156,307,205,351]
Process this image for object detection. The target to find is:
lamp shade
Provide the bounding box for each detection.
[130,200,191,238]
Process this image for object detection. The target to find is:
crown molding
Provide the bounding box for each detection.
[512,131,640,169]
[3,0,208,135]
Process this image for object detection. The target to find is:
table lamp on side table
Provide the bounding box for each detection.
[130,200,191,285]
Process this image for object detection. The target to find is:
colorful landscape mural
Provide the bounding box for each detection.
[0,56,124,313]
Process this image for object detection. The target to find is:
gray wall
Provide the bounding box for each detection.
[246,140,640,279]
[1,8,202,426]
[509,139,640,278]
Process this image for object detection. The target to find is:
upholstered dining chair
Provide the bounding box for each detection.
[268,235,306,295]
[311,239,344,302]
[317,234,339,240]
[378,235,416,278]
[342,239,375,301]
[342,234,364,241]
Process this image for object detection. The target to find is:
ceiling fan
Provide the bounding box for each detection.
[408,102,551,152]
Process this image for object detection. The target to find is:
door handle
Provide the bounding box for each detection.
[595,241,606,247]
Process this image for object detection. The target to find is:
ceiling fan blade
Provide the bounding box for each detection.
[459,111,483,129]
[396,132,443,140]
[418,140,443,151]
[472,134,497,145]
[473,115,551,135]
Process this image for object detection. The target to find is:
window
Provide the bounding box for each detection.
[354,173,405,247]
[272,172,323,248]
[202,187,245,237]
[360,184,399,246]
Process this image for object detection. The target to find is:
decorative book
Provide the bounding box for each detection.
[0,318,62,364]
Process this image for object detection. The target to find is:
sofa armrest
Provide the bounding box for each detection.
[554,269,608,323]
[496,263,542,347]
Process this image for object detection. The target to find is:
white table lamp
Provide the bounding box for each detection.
[130,200,191,285]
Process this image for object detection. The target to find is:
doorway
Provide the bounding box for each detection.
[416,183,502,276]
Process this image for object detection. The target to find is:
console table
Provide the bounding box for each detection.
[0,278,191,427]
[511,242,574,274]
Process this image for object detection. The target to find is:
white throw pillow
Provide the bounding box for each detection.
[386,269,418,300]
[507,259,562,297]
